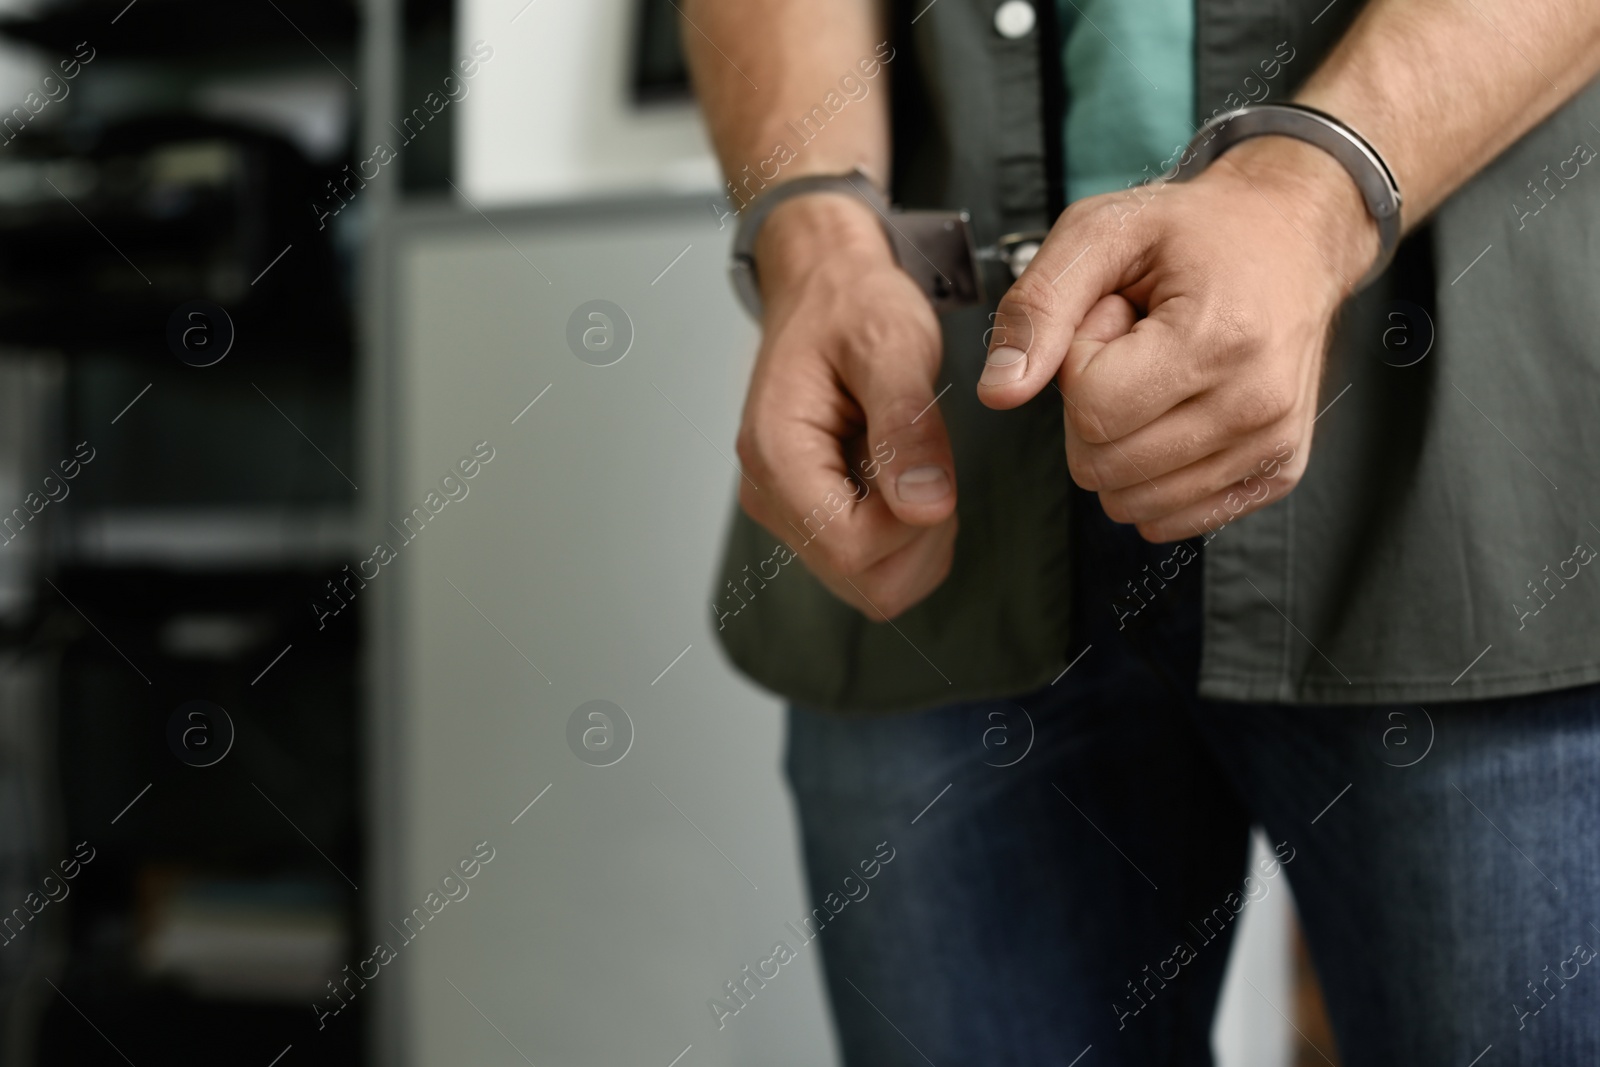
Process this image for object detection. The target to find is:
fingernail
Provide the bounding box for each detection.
[979,345,1026,387]
[896,465,950,504]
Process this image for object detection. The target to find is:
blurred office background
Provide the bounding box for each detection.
[0,0,1329,1063]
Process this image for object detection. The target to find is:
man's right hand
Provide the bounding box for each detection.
[733,192,958,621]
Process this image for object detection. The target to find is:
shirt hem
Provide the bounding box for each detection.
[1198,660,1600,707]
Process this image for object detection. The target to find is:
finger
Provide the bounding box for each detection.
[1118,442,1308,544]
[1062,410,1168,497]
[1095,430,1298,523]
[1055,293,1142,451]
[1056,293,1139,390]
[1064,307,1210,444]
[737,360,925,578]
[737,432,923,581]
[978,198,1154,409]
[1066,390,1259,493]
[840,329,958,528]
[802,516,958,621]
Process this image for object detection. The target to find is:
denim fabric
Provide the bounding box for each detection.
[786,489,1600,1065]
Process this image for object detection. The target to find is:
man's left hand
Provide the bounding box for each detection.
[977,136,1379,543]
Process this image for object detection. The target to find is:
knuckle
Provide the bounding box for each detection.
[1090,448,1124,490]
[1194,299,1253,382]
[1098,489,1138,526]
[812,536,871,580]
[844,306,940,367]
[1225,377,1294,432]
[999,270,1058,336]
[1065,443,1100,490]
[735,415,783,475]
[1134,520,1172,544]
[857,530,955,621]
[1069,442,1123,491]
[1205,297,1253,351]
[847,570,903,618]
[1259,377,1297,423]
[1064,195,1124,236]
[876,307,934,351]
[870,393,934,437]
[1065,392,1114,444]
[871,588,912,621]
[734,426,759,471]
[1219,308,1253,349]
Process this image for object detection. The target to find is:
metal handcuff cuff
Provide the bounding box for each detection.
[728,103,1403,320]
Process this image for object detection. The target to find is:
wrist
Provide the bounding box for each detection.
[1211,135,1381,292]
[753,191,895,292]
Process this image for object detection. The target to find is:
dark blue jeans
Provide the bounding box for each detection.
[787,489,1600,1066]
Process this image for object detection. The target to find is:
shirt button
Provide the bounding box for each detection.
[993,0,1036,38]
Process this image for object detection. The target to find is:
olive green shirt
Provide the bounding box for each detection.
[713,0,1600,714]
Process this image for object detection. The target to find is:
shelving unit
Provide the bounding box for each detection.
[0,1,388,1062]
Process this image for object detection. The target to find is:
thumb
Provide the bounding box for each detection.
[1059,292,1139,389]
[977,202,1151,409]
[841,338,958,528]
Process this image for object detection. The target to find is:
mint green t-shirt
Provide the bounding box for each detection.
[1058,0,1195,202]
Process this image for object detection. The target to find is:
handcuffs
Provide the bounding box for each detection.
[728,102,1402,320]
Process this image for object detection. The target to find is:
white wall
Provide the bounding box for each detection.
[383,202,835,1067]
[458,0,719,206]
[1213,833,1296,1067]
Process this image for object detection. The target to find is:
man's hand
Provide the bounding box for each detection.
[735,192,958,618]
[978,137,1378,542]
[679,0,954,619]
